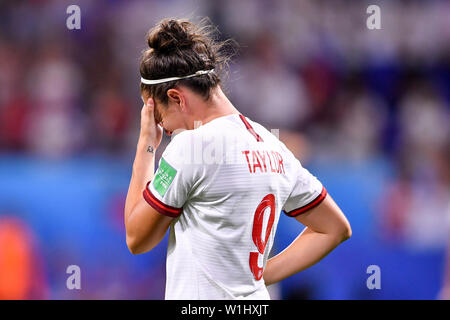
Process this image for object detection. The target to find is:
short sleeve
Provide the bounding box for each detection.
[143,132,195,218]
[282,158,327,217]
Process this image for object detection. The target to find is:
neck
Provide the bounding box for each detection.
[188,86,240,129]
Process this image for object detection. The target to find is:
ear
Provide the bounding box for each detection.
[167,88,186,111]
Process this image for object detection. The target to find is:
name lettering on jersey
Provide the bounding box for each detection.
[242,150,285,174]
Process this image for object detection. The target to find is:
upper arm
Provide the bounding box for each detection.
[295,194,351,239]
[126,197,175,254]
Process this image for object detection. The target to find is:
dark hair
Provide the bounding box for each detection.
[139,18,234,105]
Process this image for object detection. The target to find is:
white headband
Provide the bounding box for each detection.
[140,69,214,85]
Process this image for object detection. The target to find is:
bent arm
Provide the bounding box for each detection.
[124,139,173,255]
[124,99,172,255]
[263,194,351,286]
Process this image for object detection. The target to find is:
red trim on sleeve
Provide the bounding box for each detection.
[284,186,328,217]
[239,114,264,142]
[142,181,182,218]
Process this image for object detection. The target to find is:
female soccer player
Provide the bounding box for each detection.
[124,18,351,299]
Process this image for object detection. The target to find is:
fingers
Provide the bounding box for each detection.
[146,97,154,112]
[138,97,163,147]
[141,97,156,125]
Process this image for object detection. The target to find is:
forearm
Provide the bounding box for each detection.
[124,138,156,224]
[263,227,344,286]
[124,97,166,255]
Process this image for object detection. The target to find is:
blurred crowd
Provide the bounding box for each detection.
[0,0,449,299]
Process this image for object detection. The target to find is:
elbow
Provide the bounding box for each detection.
[125,215,148,255]
[126,235,142,255]
[330,219,352,244]
[339,221,352,243]
[126,234,151,255]
[126,232,157,255]
[125,218,141,255]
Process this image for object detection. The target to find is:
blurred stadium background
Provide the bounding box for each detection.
[0,0,449,299]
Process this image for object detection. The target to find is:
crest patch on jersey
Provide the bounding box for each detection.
[153,157,177,197]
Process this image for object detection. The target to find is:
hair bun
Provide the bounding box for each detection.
[147,19,195,54]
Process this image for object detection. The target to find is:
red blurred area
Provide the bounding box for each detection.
[0,217,48,299]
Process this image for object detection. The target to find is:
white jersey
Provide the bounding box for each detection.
[143,113,326,300]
